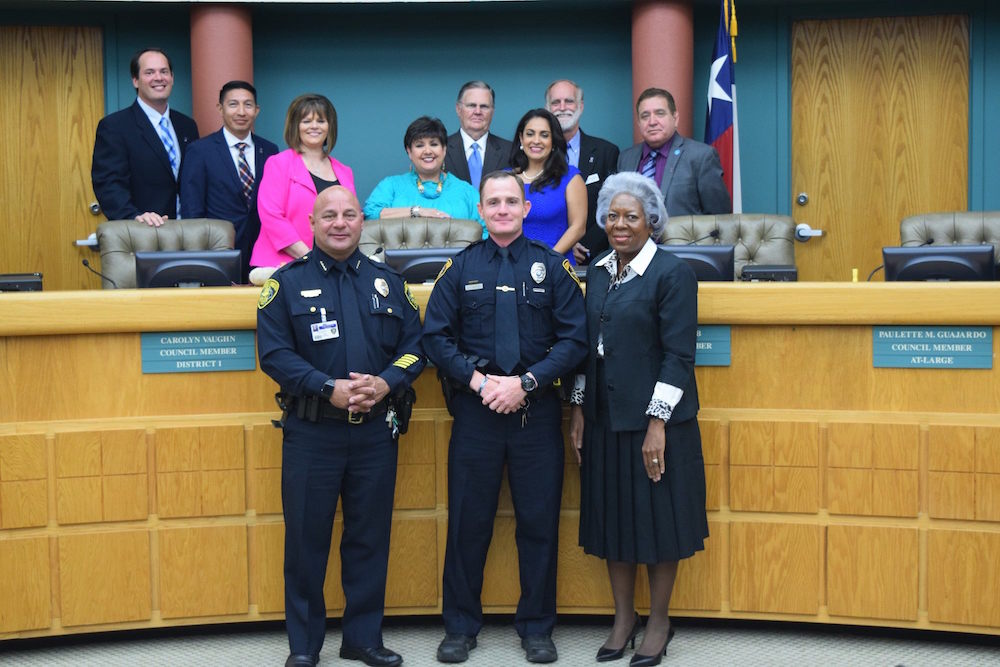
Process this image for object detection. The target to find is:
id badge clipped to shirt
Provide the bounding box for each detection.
[311,307,339,341]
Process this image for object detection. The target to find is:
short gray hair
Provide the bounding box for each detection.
[596,172,668,241]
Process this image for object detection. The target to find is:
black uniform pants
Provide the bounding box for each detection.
[442,392,564,638]
[281,415,397,656]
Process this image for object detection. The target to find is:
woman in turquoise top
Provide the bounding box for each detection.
[363,116,484,234]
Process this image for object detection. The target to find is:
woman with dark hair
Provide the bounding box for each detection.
[570,172,708,667]
[510,108,587,261]
[251,93,355,268]
[363,116,482,231]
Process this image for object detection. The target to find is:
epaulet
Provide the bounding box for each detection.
[526,237,563,258]
[466,238,487,250]
[274,254,309,275]
[364,253,403,278]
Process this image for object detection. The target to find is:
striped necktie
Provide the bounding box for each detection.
[235,142,254,208]
[158,116,178,176]
[640,149,658,180]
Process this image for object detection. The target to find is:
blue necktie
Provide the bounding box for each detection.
[158,116,179,176]
[468,143,483,190]
[337,264,370,374]
[641,149,658,181]
[494,247,521,374]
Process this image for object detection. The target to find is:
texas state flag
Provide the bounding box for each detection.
[705,0,742,212]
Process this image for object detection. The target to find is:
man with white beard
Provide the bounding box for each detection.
[544,79,620,265]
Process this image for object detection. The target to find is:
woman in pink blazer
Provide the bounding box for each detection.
[250,94,356,268]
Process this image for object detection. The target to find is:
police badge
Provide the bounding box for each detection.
[530,262,546,283]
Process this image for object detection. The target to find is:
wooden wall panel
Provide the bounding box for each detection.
[252,522,286,614]
[791,15,969,281]
[249,424,283,515]
[54,430,149,524]
[928,530,1000,627]
[730,421,819,513]
[730,522,820,615]
[0,537,51,633]
[158,526,249,619]
[155,426,245,518]
[385,518,438,608]
[557,522,613,608]
[672,522,723,612]
[58,531,151,626]
[0,26,105,291]
[827,525,918,621]
[0,434,48,529]
[828,423,919,517]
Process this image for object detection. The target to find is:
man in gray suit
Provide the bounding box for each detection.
[444,81,512,189]
[618,87,731,217]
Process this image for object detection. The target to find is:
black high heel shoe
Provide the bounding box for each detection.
[628,624,675,667]
[596,612,642,662]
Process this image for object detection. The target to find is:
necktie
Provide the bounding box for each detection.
[158,116,178,176]
[337,265,370,374]
[235,142,254,208]
[468,142,483,190]
[494,247,521,374]
[641,149,658,181]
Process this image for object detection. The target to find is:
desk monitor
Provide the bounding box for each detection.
[383,247,463,283]
[0,272,43,292]
[658,244,736,281]
[882,245,996,281]
[135,250,241,288]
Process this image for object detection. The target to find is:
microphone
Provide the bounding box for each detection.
[866,237,934,281]
[687,229,720,245]
[81,258,118,288]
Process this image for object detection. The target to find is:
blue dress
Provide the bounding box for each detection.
[363,171,485,237]
[523,166,581,264]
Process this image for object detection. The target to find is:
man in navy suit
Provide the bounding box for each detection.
[617,87,731,218]
[444,81,513,189]
[91,48,199,227]
[180,81,280,282]
[543,79,620,265]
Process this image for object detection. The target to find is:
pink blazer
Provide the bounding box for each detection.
[250,148,356,267]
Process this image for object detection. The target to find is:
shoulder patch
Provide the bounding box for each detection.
[257,278,280,309]
[404,282,419,311]
[562,259,582,289]
[434,258,453,285]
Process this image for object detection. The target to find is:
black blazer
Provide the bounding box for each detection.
[575,129,620,261]
[617,134,731,217]
[582,247,700,431]
[179,128,280,280]
[91,101,199,220]
[444,131,513,184]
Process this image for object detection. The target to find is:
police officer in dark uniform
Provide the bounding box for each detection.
[257,186,424,667]
[423,171,587,664]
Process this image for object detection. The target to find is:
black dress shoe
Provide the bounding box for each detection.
[339,645,402,667]
[284,654,317,667]
[436,634,477,663]
[521,634,558,663]
[597,612,642,662]
[629,625,675,667]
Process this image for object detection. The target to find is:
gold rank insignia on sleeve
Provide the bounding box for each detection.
[258,278,280,309]
[404,282,419,310]
[434,258,453,285]
[562,259,582,289]
[393,353,420,369]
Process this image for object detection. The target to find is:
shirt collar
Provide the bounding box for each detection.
[460,128,488,153]
[567,131,581,154]
[642,134,676,160]
[486,232,526,261]
[136,97,170,125]
[222,127,253,149]
[312,246,363,274]
[594,237,658,276]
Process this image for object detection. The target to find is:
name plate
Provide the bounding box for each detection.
[696,325,731,366]
[872,326,993,369]
[141,330,257,374]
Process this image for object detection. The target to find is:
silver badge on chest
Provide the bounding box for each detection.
[374,277,389,297]
[530,262,546,284]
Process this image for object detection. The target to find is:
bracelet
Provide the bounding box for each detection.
[410,205,420,218]
[477,376,489,395]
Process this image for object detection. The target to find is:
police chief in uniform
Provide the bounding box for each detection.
[257,186,424,667]
[422,171,587,664]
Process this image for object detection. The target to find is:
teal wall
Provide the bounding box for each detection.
[5,0,1000,213]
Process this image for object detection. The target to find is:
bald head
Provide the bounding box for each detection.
[310,186,363,260]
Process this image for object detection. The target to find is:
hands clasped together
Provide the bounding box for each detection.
[329,372,390,413]
[469,370,527,415]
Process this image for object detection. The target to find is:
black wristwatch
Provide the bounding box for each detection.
[520,374,538,393]
[320,378,336,401]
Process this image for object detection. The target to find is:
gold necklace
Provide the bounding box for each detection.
[416,171,445,195]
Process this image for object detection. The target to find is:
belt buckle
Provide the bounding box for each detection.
[348,411,364,425]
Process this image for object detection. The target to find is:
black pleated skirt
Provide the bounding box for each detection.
[578,365,709,564]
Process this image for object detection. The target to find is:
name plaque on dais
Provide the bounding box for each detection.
[695,325,731,367]
[141,330,257,374]
[872,326,993,369]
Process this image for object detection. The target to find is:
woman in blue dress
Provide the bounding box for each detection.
[364,116,483,234]
[510,109,587,261]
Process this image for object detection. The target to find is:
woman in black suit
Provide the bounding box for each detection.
[569,172,708,666]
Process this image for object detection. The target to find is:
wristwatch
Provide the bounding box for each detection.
[519,374,538,393]
[320,378,336,401]
[410,205,421,218]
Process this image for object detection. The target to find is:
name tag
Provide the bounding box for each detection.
[300,289,322,298]
[532,287,546,293]
[585,173,600,185]
[465,282,484,291]
[311,320,339,341]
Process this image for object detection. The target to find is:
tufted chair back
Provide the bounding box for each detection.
[662,214,796,279]
[359,217,483,258]
[97,219,235,289]
[900,212,1000,264]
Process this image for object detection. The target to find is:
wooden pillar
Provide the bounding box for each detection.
[631,0,694,141]
[190,5,254,135]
